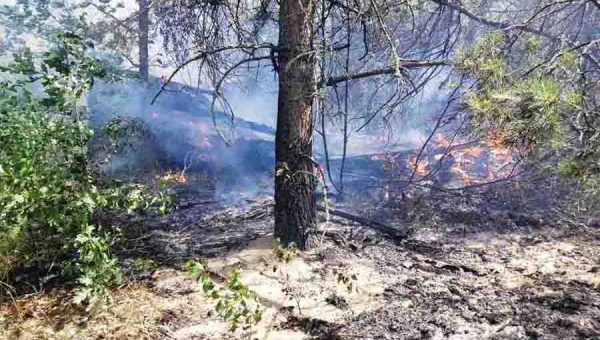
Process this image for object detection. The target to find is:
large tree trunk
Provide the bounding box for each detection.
[275,0,317,250]
[138,0,150,81]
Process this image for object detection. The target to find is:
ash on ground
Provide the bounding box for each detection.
[96,170,600,340]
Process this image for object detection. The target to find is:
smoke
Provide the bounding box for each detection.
[87,77,275,202]
[315,69,454,160]
[86,65,454,201]
[224,80,278,128]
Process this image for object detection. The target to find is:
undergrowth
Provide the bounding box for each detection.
[185,259,264,332]
[0,33,173,310]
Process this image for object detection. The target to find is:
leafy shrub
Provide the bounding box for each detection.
[0,33,171,309]
[272,237,298,265]
[185,260,264,332]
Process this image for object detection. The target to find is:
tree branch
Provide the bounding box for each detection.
[209,55,272,146]
[151,44,273,105]
[324,60,449,87]
[429,0,561,42]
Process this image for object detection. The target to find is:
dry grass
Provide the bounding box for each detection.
[0,236,388,340]
[0,281,181,340]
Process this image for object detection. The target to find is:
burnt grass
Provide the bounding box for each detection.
[8,171,599,340]
[98,170,600,340]
[320,180,600,340]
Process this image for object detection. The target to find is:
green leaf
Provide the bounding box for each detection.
[73,289,90,304]
[202,278,215,293]
[79,276,93,286]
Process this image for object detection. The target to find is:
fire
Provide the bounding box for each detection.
[175,172,187,184]
[485,168,497,181]
[189,120,213,149]
[433,134,452,147]
[159,170,187,184]
[451,156,474,185]
[461,146,485,157]
[202,138,213,148]
[425,132,519,185]
[408,155,429,177]
[314,165,326,180]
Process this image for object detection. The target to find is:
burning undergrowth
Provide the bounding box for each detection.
[85,76,532,205]
[388,131,524,187]
[87,78,276,202]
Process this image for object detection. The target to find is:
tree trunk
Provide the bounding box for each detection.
[138,0,149,81]
[275,0,317,250]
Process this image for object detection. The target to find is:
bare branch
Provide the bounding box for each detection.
[429,0,563,42]
[150,44,273,105]
[209,55,271,146]
[324,60,449,87]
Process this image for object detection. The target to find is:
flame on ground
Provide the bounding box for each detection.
[397,132,521,185]
[408,155,429,177]
[158,170,187,184]
[372,154,387,161]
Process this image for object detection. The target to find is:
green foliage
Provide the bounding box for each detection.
[456,32,600,186]
[102,116,151,157]
[132,258,156,273]
[0,0,126,52]
[455,32,507,83]
[185,260,264,332]
[465,77,564,150]
[0,33,172,309]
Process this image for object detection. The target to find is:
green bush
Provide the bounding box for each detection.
[0,33,171,310]
[185,260,264,332]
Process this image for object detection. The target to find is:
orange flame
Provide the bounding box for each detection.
[160,170,187,184]
[372,154,387,161]
[202,138,213,148]
[433,134,452,147]
[428,132,518,185]
[176,173,187,184]
[408,155,429,177]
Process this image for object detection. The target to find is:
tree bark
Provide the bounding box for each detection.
[275,0,317,250]
[138,0,150,81]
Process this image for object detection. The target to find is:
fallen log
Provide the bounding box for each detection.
[318,206,407,240]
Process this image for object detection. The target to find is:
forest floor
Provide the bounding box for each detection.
[2,173,600,340]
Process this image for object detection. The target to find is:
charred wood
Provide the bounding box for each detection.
[317,206,408,240]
